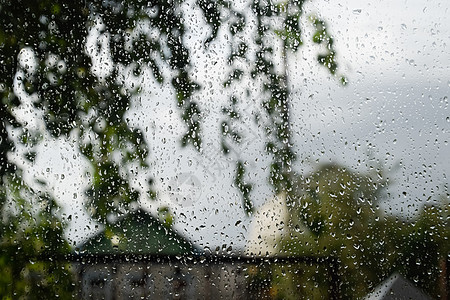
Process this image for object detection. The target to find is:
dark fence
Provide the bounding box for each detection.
[37,254,341,299]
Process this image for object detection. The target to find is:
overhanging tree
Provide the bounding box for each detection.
[0,1,352,298]
[204,0,346,212]
[1,0,345,225]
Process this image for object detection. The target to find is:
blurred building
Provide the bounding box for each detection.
[75,208,246,299]
[364,273,433,300]
[246,192,290,256]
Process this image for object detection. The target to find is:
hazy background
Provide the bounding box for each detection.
[11,0,449,250]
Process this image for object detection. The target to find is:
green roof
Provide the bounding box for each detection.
[78,209,199,255]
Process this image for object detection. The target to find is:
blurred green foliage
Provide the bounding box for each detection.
[1,0,346,226]
[247,164,449,299]
[2,1,445,299]
[0,174,74,299]
[0,0,197,297]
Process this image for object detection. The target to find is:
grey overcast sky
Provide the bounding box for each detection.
[12,0,449,249]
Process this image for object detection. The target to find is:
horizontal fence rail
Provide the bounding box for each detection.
[16,254,342,299]
[42,253,338,265]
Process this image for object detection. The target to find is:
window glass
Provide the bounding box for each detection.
[0,0,448,299]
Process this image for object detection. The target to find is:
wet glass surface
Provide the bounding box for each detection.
[0,0,448,299]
